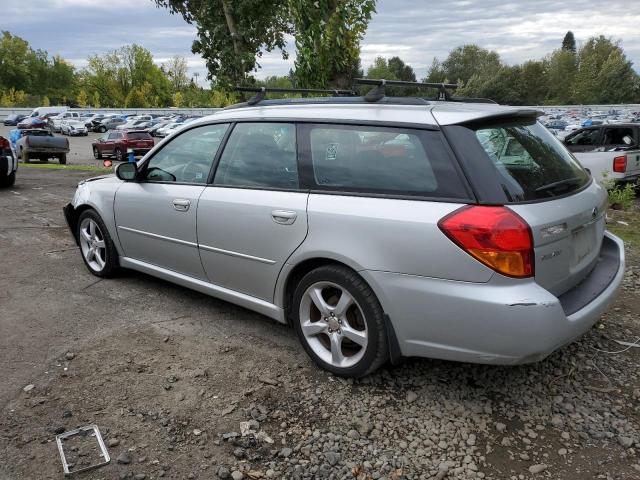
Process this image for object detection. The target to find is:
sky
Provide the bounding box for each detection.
[4,0,640,85]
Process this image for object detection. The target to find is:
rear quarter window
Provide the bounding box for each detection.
[301,124,469,199]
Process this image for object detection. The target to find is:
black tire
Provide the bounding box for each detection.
[99,126,107,133]
[0,171,16,187]
[93,147,102,159]
[21,149,29,164]
[292,264,388,377]
[59,154,67,165]
[76,209,119,278]
[114,148,123,162]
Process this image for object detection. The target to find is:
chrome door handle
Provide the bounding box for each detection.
[272,210,297,225]
[172,198,191,212]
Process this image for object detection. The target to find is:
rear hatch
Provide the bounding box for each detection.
[438,111,607,296]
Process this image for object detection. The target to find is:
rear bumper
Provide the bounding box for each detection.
[363,231,625,365]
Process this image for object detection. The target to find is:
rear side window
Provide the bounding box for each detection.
[304,124,468,198]
[472,121,590,201]
[602,127,635,146]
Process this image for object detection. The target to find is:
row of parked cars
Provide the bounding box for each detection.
[4,109,203,139]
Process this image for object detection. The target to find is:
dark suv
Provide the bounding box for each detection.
[92,130,154,161]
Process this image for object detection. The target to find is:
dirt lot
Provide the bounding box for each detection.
[0,125,160,167]
[1,168,640,480]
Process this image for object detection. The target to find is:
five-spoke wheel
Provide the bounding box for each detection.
[76,210,118,278]
[293,265,388,377]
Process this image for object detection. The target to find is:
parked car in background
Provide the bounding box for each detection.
[116,119,150,131]
[564,124,640,184]
[50,112,81,132]
[13,128,69,164]
[96,117,126,132]
[84,113,106,128]
[0,135,17,187]
[3,114,27,126]
[148,121,171,136]
[61,119,89,136]
[155,122,182,137]
[17,117,48,129]
[28,106,67,118]
[65,95,624,377]
[544,120,568,131]
[90,114,119,132]
[92,130,154,161]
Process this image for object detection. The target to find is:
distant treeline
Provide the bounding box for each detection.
[0,29,638,107]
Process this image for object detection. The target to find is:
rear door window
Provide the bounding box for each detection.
[602,127,635,147]
[471,120,590,201]
[302,124,468,199]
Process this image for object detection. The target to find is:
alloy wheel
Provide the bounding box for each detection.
[79,218,107,272]
[299,281,368,368]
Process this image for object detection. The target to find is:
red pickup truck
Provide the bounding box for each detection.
[92,130,155,161]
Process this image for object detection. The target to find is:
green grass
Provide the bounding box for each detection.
[607,207,640,255]
[20,163,111,173]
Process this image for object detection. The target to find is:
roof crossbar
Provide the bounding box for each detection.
[354,78,460,102]
[235,86,356,106]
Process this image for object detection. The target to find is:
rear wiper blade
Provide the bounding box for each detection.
[534,177,582,195]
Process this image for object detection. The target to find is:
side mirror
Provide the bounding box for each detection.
[623,135,634,146]
[116,162,138,181]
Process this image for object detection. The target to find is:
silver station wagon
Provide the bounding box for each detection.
[64,82,625,377]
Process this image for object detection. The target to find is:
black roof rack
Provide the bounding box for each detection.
[355,78,459,102]
[235,86,355,106]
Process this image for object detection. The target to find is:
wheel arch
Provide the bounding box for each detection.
[279,256,405,366]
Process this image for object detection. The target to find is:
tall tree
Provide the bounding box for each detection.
[163,55,190,91]
[291,0,376,89]
[562,31,576,52]
[153,0,290,88]
[431,45,502,85]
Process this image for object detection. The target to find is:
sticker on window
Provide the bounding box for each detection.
[326,143,339,161]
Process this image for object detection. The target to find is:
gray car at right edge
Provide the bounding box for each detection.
[64,94,625,377]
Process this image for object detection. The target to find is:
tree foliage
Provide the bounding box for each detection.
[154,0,375,89]
[154,0,290,88]
[291,0,376,89]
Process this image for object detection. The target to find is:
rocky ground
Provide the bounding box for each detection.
[1,170,639,479]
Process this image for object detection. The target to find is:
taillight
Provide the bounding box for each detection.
[0,137,9,149]
[613,155,627,173]
[438,206,534,278]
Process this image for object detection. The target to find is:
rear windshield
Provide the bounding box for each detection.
[470,120,590,201]
[127,132,152,140]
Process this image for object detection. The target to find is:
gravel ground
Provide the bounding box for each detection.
[1,169,639,479]
[0,125,160,166]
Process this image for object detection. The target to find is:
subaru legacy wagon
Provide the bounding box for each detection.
[64,91,624,377]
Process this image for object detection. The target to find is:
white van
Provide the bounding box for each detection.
[29,106,68,118]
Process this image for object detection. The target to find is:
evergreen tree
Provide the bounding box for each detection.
[562,31,576,53]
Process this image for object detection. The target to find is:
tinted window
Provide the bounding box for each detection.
[565,128,600,146]
[602,127,635,146]
[127,132,152,140]
[214,123,298,189]
[306,124,467,197]
[472,121,590,201]
[144,124,229,184]
[107,133,119,140]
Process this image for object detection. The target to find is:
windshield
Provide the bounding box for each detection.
[472,120,590,201]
